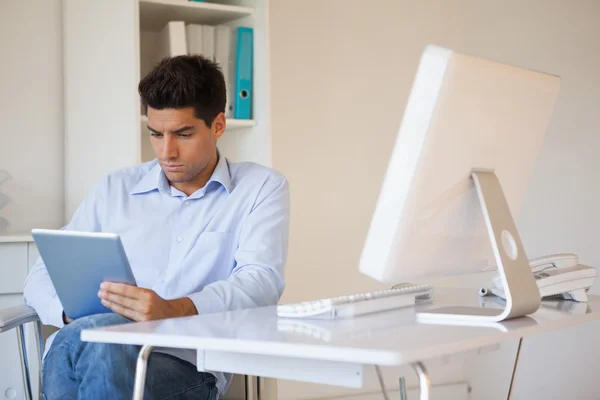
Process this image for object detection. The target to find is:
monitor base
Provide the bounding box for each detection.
[418,306,509,325]
[417,170,541,323]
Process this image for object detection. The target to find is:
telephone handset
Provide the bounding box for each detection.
[480,253,597,302]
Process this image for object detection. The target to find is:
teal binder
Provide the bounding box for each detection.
[233,27,253,119]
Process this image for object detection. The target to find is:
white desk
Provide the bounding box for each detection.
[81,288,600,400]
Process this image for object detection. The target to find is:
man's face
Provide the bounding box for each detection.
[146,107,225,185]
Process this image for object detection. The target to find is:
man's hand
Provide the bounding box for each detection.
[98,282,198,322]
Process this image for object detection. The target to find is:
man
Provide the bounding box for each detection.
[23,55,289,399]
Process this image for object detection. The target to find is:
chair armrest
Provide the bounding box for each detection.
[0,305,39,333]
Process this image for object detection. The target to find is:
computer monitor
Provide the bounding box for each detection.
[359,45,560,323]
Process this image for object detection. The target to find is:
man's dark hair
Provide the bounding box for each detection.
[138,54,226,127]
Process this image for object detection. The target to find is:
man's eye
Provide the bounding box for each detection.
[151,133,162,138]
[178,134,192,138]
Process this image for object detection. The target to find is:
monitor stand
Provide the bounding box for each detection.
[417,170,541,323]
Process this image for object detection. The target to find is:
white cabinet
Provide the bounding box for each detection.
[0,236,39,400]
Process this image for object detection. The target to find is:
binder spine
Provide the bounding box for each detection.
[233,27,253,120]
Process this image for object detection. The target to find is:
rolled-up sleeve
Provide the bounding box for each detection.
[188,177,290,314]
[23,178,105,327]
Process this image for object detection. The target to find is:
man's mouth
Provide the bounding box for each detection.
[162,164,184,172]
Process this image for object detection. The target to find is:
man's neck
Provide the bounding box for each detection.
[171,154,219,196]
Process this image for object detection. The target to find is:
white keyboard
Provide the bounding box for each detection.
[277,284,432,319]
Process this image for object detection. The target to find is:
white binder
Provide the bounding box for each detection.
[202,25,215,61]
[186,24,215,62]
[215,25,233,116]
[185,23,204,55]
[156,21,187,62]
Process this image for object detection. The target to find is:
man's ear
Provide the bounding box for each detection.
[212,112,226,139]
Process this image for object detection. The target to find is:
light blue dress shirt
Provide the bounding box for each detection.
[23,153,290,395]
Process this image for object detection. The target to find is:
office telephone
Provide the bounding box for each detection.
[480,253,597,302]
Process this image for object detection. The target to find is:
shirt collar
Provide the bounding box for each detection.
[130,161,166,195]
[130,151,231,196]
[208,151,232,194]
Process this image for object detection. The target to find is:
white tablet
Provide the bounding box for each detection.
[31,229,137,320]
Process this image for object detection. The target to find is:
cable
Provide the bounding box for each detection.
[375,365,390,400]
[507,338,524,399]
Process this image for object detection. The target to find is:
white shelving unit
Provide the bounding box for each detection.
[64,0,270,220]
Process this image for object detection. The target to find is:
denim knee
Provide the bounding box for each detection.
[67,313,131,330]
[51,313,131,346]
[42,313,138,399]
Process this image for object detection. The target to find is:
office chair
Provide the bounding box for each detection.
[0,305,257,400]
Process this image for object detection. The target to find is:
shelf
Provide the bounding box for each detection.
[0,235,34,243]
[226,118,256,129]
[141,114,255,130]
[139,0,254,31]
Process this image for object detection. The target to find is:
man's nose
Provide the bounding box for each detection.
[161,135,178,159]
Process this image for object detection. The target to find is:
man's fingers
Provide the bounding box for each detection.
[101,299,143,321]
[98,290,139,310]
[101,282,143,299]
[99,283,160,322]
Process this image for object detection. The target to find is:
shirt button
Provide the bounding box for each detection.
[184,201,190,206]
[177,235,183,242]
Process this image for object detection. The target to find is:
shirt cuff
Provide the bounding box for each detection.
[187,288,225,316]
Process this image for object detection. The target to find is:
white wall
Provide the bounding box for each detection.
[270,0,600,398]
[0,1,64,233]
[455,2,600,399]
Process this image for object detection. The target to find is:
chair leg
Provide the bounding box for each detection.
[17,325,33,400]
[132,345,155,400]
[245,376,276,400]
[260,378,278,400]
[35,320,44,399]
[245,375,259,400]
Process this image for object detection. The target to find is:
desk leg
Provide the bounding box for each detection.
[375,365,390,400]
[399,376,408,400]
[412,362,430,400]
[132,345,155,400]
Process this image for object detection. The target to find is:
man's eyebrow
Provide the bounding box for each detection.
[172,125,195,134]
[147,125,161,134]
[146,125,195,134]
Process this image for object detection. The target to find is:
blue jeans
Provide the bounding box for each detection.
[42,314,218,400]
